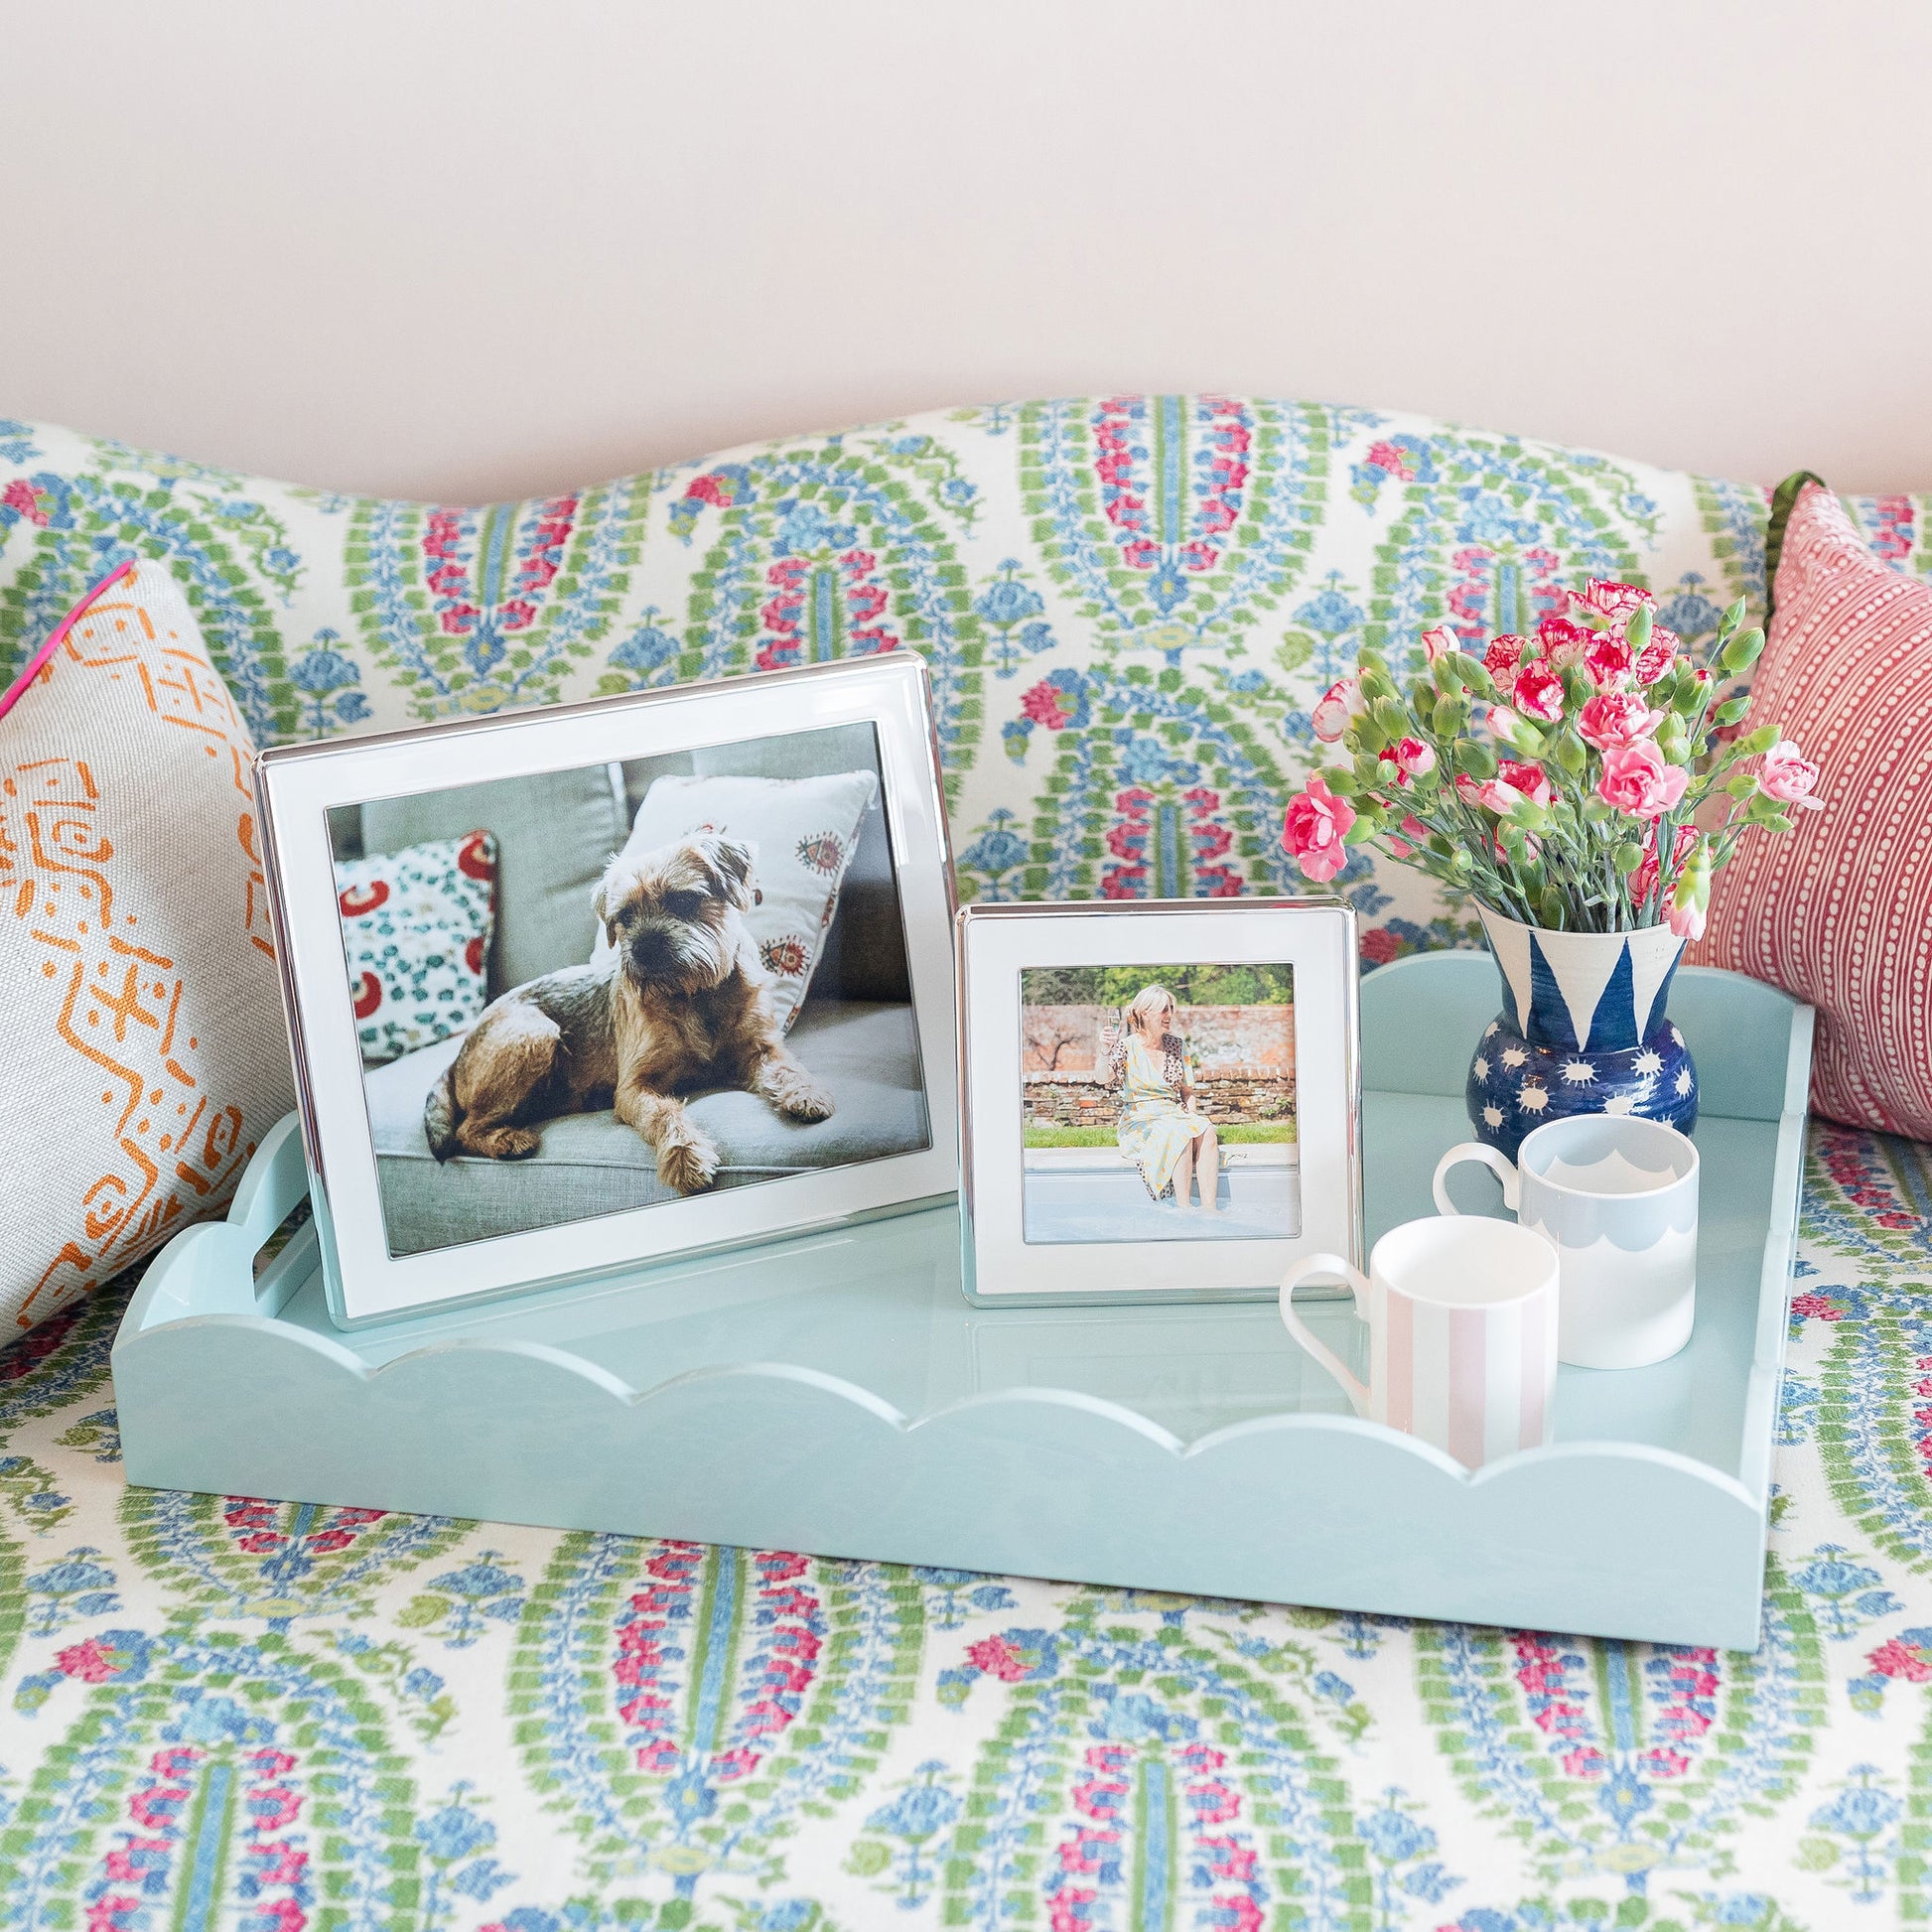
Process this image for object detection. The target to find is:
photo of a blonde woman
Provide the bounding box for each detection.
[1019,962,1300,1244]
[1106,984,1221,1212]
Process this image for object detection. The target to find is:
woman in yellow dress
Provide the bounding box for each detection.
[1103,984,1220,1212]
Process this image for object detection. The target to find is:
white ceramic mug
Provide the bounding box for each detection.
[1279,1217,1560,1468]
[1433,1114,1699,1371]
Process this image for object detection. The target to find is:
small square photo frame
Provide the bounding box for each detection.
[957,898,1361,1305]
[259,653,959,1328]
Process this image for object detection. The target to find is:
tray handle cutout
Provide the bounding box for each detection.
[227,1115,319,1316]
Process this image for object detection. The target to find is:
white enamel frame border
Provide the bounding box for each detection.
[957,898,1362,1305]
[258,653,959,1328]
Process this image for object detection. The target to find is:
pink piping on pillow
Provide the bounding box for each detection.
[0,558,138,724]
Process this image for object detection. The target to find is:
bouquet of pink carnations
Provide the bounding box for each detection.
[1279,580,1822,936]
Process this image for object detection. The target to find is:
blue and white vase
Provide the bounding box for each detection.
[1466,905,1697,1162]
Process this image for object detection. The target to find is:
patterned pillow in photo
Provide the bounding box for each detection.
[336,830,497,1064]
[598,768,880,1030]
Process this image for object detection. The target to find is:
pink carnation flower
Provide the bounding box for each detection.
[1510,662,1567,722]
[1760,740,1824,809]
[1483,633,1529,687]
[1633,823,1697,905]
[1635,626,1679,685]
[1585,631,1635,689]
[1578,691,1662,752]
[1387,812,1429,859]
[1571,578,1655,621]
[1311,677,1363,744]
[1666,893,1707,941]
[1597,740,1689,820]
[1537,615,1592,669]
[1377,736,1436,787]
[1496,759,1553,806]
[1459,763,1547,817]
[1281,774,1355,883]
[1419,625,1455,663]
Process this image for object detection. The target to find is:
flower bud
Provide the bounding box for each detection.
[1449,653,1498,701]
[1720,627,1766,673]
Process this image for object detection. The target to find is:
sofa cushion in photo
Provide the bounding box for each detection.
[334,829,497,1065]
[0,559,293,1333]
[361,998,928,1255]
[354,762,628,997]
[1699,478,1932,1140]
[595,766,882,1029]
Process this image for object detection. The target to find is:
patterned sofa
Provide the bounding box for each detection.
[3,403,1932,1929]
[6,398,1867,951]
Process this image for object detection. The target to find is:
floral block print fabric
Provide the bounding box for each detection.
[0,558,293,1339]
[5,401,1927,969]
[9,405,1932,1925]
[0,399,1871,969]
[597,769,881,1030]
[0,1125,1924,1928]
[336,830,497,1065]
[7,401,1929,972]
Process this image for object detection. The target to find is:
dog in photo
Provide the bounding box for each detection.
[424,831,834,1190]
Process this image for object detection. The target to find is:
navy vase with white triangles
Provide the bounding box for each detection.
[1467,905,1698,1161]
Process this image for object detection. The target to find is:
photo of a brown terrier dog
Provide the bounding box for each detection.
[424,832,834,1192]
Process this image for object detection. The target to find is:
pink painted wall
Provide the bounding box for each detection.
[7,4,1924,499]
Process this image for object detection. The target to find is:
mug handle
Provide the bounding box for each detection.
[1433,1142,1521,1216]
[1280,1253,1372,1418]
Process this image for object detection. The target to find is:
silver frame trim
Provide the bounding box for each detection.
[955,897,1364,1307]
[258,651,960,1328]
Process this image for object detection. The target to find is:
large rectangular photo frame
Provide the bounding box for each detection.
[957,898,1362,1305]
[259,653,959,1327]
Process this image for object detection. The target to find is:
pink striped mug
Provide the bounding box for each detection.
[1279,1218,1560,1468]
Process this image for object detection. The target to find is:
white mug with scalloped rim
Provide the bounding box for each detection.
[1433,1113,1699,1370]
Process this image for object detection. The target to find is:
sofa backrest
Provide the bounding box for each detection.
[8,398,1912,962]
[341,764,626,998]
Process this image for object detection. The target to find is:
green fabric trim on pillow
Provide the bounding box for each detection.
[1765,469,1831,625]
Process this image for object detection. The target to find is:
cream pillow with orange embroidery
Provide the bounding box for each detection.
[0,558,294,1334]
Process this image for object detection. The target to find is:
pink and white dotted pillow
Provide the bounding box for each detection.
[335,829,497,1064]
[594,769,879,1030]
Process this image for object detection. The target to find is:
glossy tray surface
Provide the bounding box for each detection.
[115,952,1812,1649]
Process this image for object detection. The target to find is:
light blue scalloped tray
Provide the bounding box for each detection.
[114,952,1812,1651]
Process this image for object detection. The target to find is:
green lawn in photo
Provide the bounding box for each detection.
[1022,1120,1298,1149]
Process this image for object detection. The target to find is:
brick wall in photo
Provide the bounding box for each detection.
[1021,1003,1295,1130]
